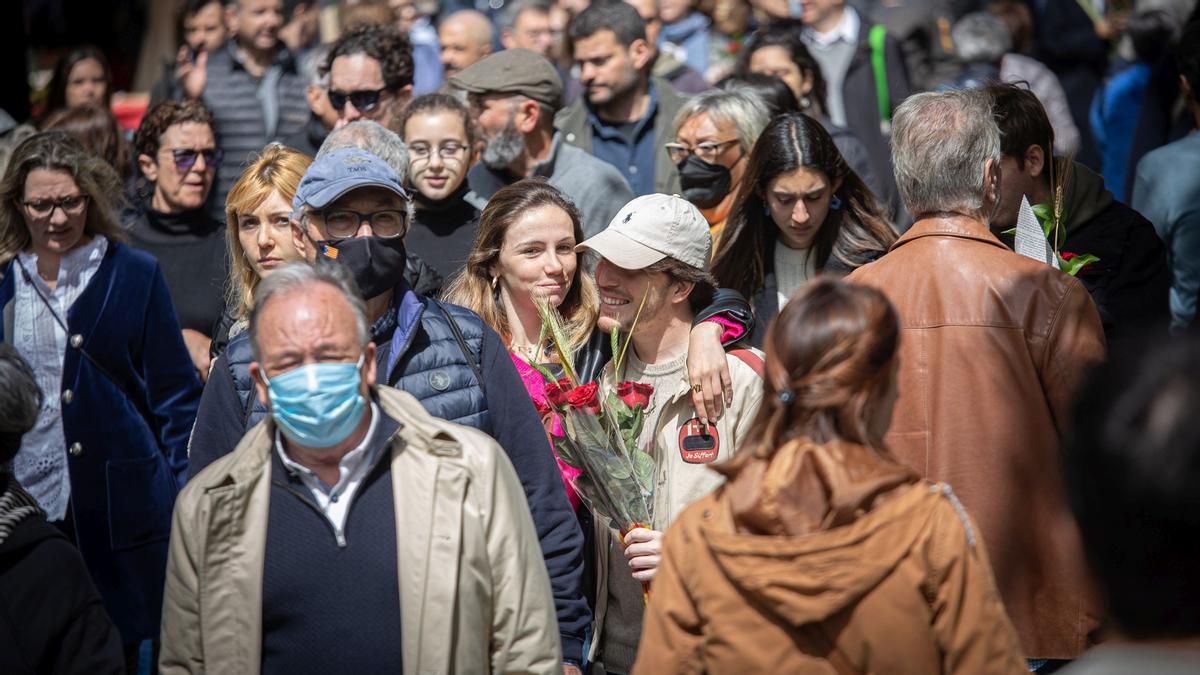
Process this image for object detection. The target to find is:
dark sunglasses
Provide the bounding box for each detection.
[328,87,389,113]
[169,148,222,172]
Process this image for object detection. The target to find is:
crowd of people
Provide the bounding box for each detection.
[1,0,1199,673]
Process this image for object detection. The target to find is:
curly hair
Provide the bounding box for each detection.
[0,132,127,263]
[133,100,215,161]
[323,23,415,91]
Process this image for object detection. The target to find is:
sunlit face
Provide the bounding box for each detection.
[594,259,676,335]
[237,189,304,278]
[329,54,402,128]
[748,46,808,102]
[404,110,472,202]
[674,112,747,194]
[21,169,90,257]
[142,122,218,213]
[233,0,284,51]
[65,58,107,109]
[765,166,838,250]
[438,17,492,78]
[184,1,229,53]
[574,30,643,107]
[492,205,577,317]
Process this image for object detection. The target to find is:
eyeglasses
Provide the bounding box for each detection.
[408,142,468,161]
[169,148,222,172]
[21,194,89,219]
[328,88,389,113]
[317,209,409,239]
[664,139,740,164]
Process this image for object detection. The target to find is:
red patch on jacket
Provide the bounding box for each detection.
[679,417,720,464]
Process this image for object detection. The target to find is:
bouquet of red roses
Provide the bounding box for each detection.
[529,298,658,600]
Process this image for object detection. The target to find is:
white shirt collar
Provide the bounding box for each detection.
[803,6,860,49]
[17,235,108,291]
[274,401,380,497]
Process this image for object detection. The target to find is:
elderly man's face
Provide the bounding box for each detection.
[439,14,493,78]
[300,186,410,245]
[251,282,377,406]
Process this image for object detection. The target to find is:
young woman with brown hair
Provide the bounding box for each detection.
[711,113,897,345]
[634,278,1027,674]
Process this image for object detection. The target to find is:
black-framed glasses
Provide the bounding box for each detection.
[408,142,468,161]
[317,209,409,239]
[169,148,222,172]
[21,194,89,219]
[328,87,389,113]
[664,138,740,164]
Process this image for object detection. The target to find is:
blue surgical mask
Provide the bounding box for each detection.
[263,356,367,448]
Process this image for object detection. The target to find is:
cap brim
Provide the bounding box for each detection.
[576,228,666,270]
[303,176,409,209]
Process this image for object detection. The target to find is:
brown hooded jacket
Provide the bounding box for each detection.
[633,438,1028,674]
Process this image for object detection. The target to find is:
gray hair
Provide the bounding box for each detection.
[953,12,1012,64]
[672,87,771,155]
[0,344,41,463]
[891,89,1001,217]
[248,262,370,364]
[317,121,410,182]
[299,44,332,88]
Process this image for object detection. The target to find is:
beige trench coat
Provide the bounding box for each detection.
[159,385,562,674]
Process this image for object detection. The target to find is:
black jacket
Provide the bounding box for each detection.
[0,474,124,673]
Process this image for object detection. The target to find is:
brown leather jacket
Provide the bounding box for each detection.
[634,439,1028,674]
[846,215,1108,659]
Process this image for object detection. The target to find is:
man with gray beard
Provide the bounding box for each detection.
[449,49,633,238]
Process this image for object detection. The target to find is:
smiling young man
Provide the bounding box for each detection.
[576,193,763,673]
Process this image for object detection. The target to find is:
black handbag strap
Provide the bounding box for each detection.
[430,298,486,397]
[14,259,127,395]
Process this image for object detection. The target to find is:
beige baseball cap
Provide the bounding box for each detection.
[576,194,712,271]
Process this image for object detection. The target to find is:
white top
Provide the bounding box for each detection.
[12,236,108,521]
[774,242,818,311]
[802,6,860,50]
[273,402,381,546]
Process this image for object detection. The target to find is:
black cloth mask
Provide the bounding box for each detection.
[678,155,732,209]
[315,235,408,299]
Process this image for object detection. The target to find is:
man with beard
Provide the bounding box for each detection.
[555,1,690,197]
[182,0,309,219]
[450,48,634,237]
[185,147,591,670]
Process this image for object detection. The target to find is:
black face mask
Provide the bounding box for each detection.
[678,155,732,209]
[315,235,407,299]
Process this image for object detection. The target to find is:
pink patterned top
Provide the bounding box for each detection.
[510,352,582,511]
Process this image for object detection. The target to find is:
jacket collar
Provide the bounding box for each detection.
[890,215,1010,253]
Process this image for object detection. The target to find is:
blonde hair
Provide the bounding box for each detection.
[224,144,313,319]
[442,178,597,352]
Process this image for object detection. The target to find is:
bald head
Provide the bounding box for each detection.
[439,10,495,78]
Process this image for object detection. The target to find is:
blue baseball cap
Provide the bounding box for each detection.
[291,148,409,214]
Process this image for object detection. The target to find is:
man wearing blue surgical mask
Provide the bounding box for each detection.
[187,145,591,670]
[160,262,560,672]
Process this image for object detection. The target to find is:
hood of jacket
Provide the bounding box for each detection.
[0,472,51,555]
[1061,159,1114,234]
[703,439,929,625]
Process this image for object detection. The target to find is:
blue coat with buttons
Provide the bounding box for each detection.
[0,241,202,644]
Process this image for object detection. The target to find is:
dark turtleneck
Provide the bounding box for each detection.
[128,207,228,335]
[406,182,482,282]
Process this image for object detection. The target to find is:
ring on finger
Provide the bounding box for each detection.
[691,382,703,393]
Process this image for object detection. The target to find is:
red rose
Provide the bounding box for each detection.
[567,382,602,414]
[1061,251,1078,260]
[534,397,553,417]
[617,381,654,409]
[544,379,572,408]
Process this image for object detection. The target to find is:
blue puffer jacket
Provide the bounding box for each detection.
[186,280,590,662]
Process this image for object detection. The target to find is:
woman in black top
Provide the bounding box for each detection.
[398,93,487,281]
[126,100,226,381]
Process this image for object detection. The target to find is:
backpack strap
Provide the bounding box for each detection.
[728,348,764,378]
[431,299,487,397]
[869,24,892,134]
